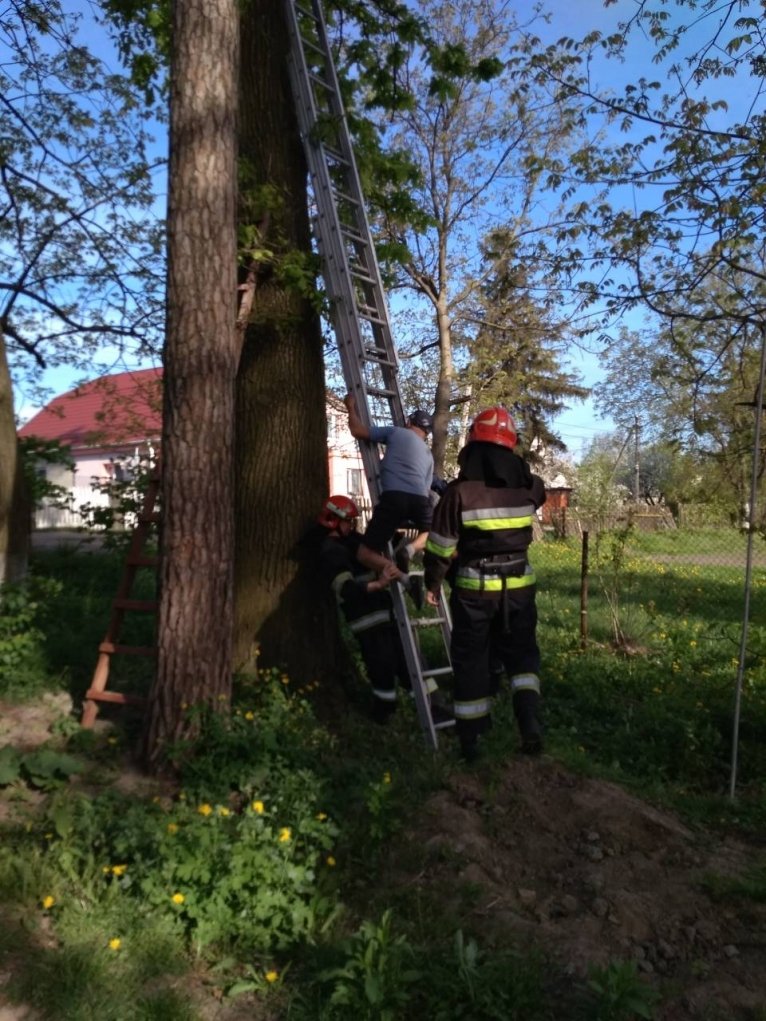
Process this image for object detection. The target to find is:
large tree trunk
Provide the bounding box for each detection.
[0,331,30,585]
[143,0,239,768]
[233,2,337,678]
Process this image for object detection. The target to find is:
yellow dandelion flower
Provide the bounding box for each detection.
[382,772,391,785]
[244,711,255,721]
[218,807,231,817]
[171,892,185,905]
[41,895,55,910]
[278,827,292,843]
[280,674,290,685]
[167,823,179,835]
[252,801,265,814]
[111,864,127,877]
[102,866,111,874]
[108,938,122,951]
[316,812,327,821]
[326,855,336,867]
[197,803,213,817]
[265,970,278,983]
[690,640,697,648]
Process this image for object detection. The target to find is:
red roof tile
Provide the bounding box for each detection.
[19,368,162,450]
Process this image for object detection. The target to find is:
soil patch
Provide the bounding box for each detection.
[396,756,766,1017]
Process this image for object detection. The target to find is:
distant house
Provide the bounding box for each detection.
[19,369,370,529]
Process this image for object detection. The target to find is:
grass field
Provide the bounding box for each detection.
[0,531,764,1019]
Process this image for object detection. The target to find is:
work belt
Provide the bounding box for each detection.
[455,553,535,633]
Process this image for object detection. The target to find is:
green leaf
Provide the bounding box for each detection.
[0,745,22,785]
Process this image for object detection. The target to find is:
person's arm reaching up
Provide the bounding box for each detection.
[343,393,370,441]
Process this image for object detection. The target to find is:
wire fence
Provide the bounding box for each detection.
[532,510,766,797]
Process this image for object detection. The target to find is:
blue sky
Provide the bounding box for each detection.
[17,0,755,462]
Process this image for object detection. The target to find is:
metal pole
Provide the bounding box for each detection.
[633,415,640,503]
[580,530,589,649]
[729,322,766,799]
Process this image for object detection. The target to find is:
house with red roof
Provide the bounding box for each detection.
[19,368,370,528]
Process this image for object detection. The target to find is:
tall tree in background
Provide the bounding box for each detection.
[361,0,579,472]
[459,235,589,457]
[593,285,766,525]
[142,0,239,765]
[0,0,162,583]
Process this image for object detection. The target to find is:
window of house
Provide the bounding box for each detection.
[347,468,363,496]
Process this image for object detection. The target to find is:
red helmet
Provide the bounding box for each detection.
[318,494,360,528]
[468,406,517,449]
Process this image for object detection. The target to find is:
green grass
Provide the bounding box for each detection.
[0,531,764,1018]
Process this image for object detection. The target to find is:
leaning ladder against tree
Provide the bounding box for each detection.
[82,465,161,727]
[283,0,453,748]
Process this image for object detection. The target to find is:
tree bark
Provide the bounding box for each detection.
[0,331,30,585]
[233,2,338,678]
[143,0,239,768]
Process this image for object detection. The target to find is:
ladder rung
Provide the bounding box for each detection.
[298,33,324,58]
[113,599,158,612]
[365,385,397,400]
[83,688,147,707]
[363,351,398,368]
[294,1,317,17]
[330,185,361,207]
[308,70,334,94]
[349,265,376,285]
[339,225,368,246]
[409,616,448,628]
[127,554,158,567]
[422,666,453,679]
[357,305,386,324]
[323,145,349,167]
[99,642,156,656]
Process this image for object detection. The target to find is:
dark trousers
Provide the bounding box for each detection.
[354,620,409,704]
[450,587,540,742]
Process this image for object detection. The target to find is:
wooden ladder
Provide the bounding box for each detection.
[81,469,160,728]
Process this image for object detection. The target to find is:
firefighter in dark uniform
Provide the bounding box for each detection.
[423,407,546,761]
[315,494,410,723]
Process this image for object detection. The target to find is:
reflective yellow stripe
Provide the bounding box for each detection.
[463,505,535,523]
[455,572,536,591]
[453,698,492,719]
[463,515,534,531]
[425,536,457,558]
[349,610,391,633]
[331,571,354,596]
[510,673,540,694]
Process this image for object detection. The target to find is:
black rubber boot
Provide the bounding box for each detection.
[513,690,543,755]
[460,736,481,763]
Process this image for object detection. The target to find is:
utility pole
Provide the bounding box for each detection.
[633,414,640,503]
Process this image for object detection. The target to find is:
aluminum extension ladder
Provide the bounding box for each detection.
[284,0,453,748]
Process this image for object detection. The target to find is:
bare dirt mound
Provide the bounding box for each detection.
[401,755,766,1018]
